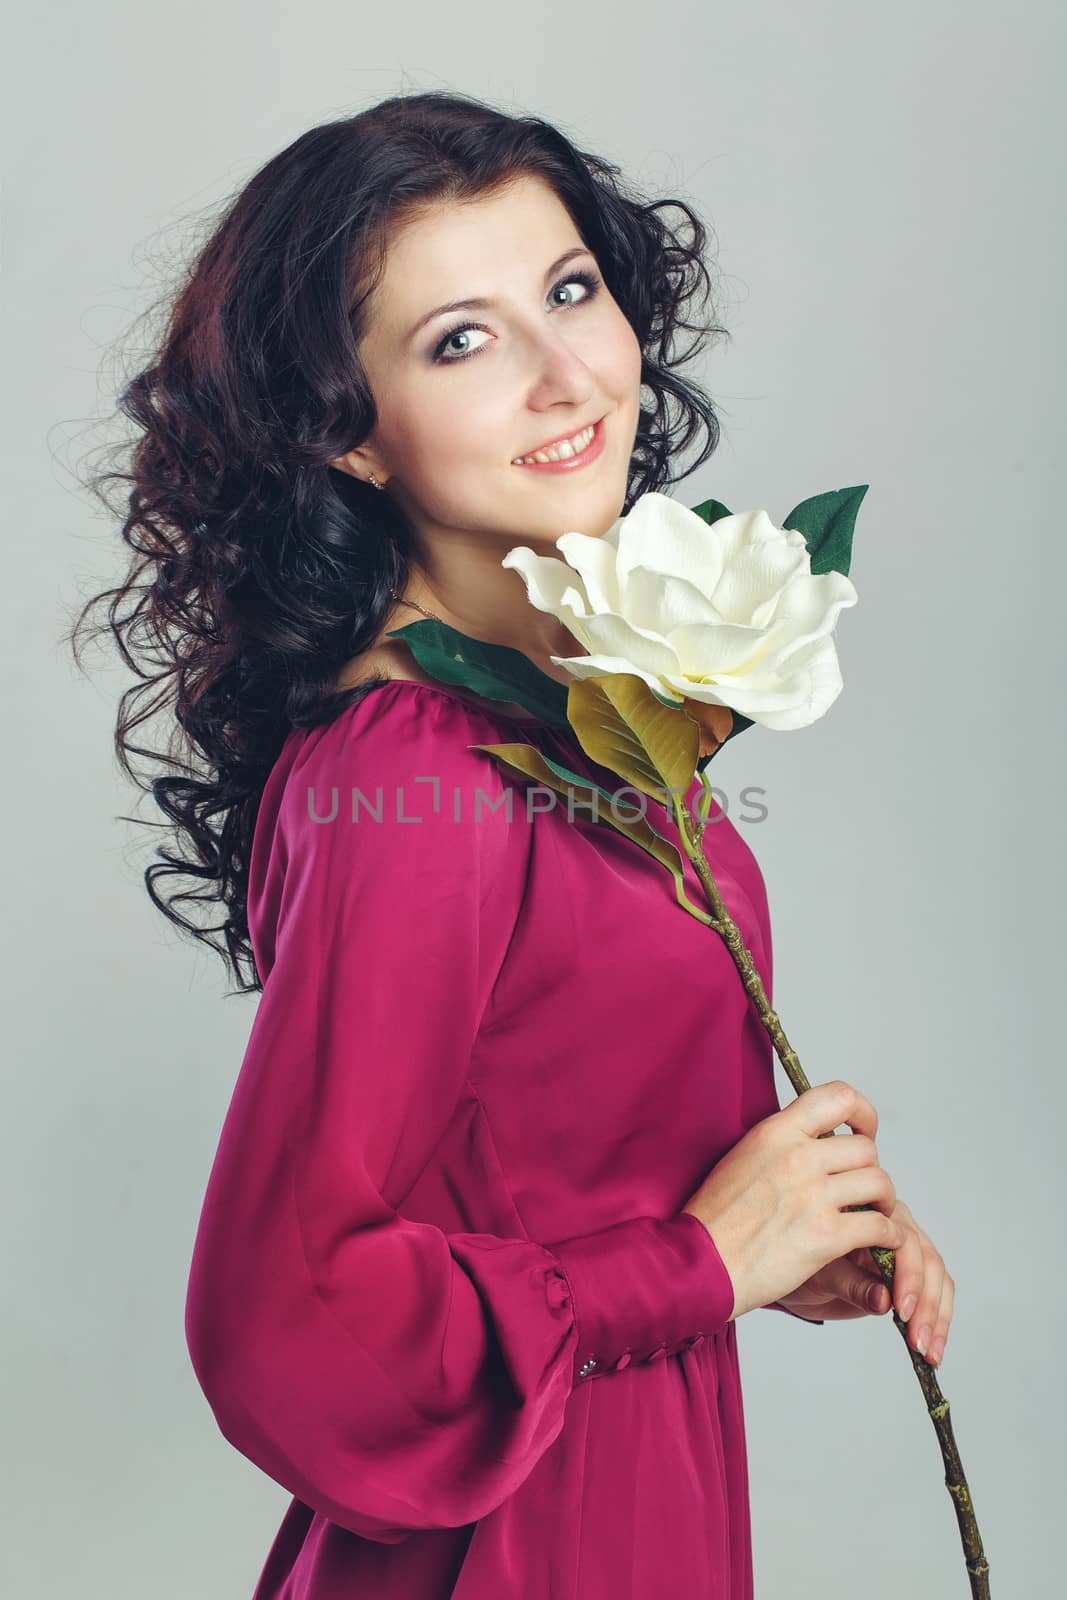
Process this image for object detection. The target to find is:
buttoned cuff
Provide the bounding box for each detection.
[548,1212,735,1384]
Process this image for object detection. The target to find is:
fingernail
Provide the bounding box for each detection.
[916,1324,932,1357]
[901,1293,917,1320]
[930,1338,945,1366]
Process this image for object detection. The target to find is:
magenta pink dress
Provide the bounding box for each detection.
[185,678,820,1599]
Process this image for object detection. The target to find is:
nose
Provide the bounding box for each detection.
[522,322,596,415]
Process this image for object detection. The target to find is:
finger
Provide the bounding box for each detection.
[841,1206,904,1254]
[890,1216,926,1324]
[902,1244,946,1361]
[828,1165,897,1220]
[854,1260,892,1314]
[816,1261,884,1320]
[816,1132,880,1176]
[825,1254,889,1318]
[927,1273,956,1367]
[858,1271,891,1314]
[791,1080,878,1142]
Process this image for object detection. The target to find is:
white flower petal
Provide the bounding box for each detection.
[623,565,726,636]
[575,610,681,675]
[749,642,845,730]
[709,537,811,623]
[553,531,624,613]
[613,493,726,594]
[558,583,592,617]
[501,545,589,615]
[550,653,680,701]
[756,571,858,672]
[677,636,845,729]
[665,616,792,677]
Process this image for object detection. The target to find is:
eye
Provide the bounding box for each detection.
[431,269,602,365]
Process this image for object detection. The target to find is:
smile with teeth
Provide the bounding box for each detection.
[512,422,597,465]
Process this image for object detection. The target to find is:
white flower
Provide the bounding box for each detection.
[501,492,858,733]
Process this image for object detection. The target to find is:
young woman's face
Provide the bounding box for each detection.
[343,173,644,551]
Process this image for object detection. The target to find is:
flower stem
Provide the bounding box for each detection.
[671,782,992,1598]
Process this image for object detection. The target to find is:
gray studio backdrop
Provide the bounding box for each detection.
[4,3,1062,1595]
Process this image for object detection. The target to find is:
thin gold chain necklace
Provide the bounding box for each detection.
[389,590,445,625]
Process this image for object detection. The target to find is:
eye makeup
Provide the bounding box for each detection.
[430,270,602,365]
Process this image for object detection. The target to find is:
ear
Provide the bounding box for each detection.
[329,445,387,484]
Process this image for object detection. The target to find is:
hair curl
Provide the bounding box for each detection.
[66,89,731,995]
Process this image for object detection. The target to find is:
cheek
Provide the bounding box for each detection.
[599,310,643,401]
[378,394,474,479]
[376,391,509,525]
[623,323,644,391]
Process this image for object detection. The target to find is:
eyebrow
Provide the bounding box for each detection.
[406,246,594,344]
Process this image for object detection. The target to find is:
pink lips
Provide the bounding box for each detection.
[512,416,607,474]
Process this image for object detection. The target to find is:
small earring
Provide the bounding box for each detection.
[367,473,386,491]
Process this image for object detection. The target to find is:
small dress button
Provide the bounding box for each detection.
[613,1352,632,1371]
[647,1343,668,1361]
[689,1333,706,1349]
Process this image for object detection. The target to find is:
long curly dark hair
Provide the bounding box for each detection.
[66,89,731,996]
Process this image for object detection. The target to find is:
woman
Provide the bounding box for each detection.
[73,91,953,1598]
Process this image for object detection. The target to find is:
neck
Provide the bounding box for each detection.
[393,554,588,683]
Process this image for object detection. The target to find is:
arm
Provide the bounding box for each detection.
[185,692,736,1542]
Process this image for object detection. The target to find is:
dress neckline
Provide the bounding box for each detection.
[350,674,564,729]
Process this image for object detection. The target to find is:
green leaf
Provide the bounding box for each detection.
[471,739,714,926]
[781,484,868,577]
[688,496,734,527]
[564,673,699,804]
[384,618,569,724]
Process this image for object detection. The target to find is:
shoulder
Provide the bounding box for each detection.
[293,675,525,786]
[336,641,540,724]
[334,638,441,695]
[275,678,531,877]
[248,679,535,973]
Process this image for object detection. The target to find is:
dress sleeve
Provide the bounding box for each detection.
[184,690,736,1543]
